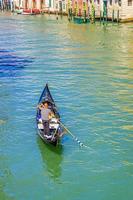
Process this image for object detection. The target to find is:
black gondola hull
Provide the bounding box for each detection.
[37,130,58,146]
[36,84,63,146]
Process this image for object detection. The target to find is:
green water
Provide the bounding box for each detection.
[0,13,133,200]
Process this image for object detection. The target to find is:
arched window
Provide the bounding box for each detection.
[33,0,36,8]
[25,0,28,9]
[41,0,43,9]
[128,0,132,6]
[118,0,121,6]
[97,0,100,4]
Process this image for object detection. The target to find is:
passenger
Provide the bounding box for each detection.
[37,101,53,135]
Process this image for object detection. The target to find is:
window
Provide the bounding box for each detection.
[97,0,100,4]
[56,3,58,9]
[63,3,65,10]
[118,0,121,6]
[128,0,132,6]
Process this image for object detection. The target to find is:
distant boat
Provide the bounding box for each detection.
[36,84,64,146]
[21,9,40,15]
[73,16,90,24]
[21,9,35,15]
[15,9,23,14]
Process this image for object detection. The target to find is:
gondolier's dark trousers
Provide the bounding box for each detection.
[42,120,50,135]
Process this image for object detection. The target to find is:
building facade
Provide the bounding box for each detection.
[95,0,133,22]
[72,0,89,16]
[71,0,133,21]
[0,0,12,9]
[10,0,133,22]
[119,0,133,21]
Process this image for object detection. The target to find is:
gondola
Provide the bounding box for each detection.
[36,84,64,146]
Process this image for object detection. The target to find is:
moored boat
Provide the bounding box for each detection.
[36,84,64,146]
[15,9,23,14]
[21,9,40,15]
[21,9,34,15]
[73,16,90,24]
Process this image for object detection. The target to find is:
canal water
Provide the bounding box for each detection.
[0,13,133,200]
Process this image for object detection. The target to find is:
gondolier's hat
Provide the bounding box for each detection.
[42,98,49,104]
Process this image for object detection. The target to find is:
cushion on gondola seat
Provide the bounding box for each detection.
[50,118,58,123]
[49,118,59,129]
[39,118,42,123]
[38,123,44,129]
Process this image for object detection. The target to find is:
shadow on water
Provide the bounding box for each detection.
[0,49,33,78]
[37,137,63,181]
[0,183,15,200]
[0,161,15,200]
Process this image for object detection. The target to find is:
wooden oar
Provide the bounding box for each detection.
[59,121,92,149]
[51,126,58,141]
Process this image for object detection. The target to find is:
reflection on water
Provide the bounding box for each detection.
[0,119,6,125]
[0,158,14,200]
[0,49,33,78]
[0,185,15,200]
[37,137,63,180]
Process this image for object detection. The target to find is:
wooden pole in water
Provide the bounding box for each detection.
[100,10,102,23]
[103,10,105,25]
[68,8,70,21]
[94,9,95,23]
[83,1,87,22]
[106,8,108,24]
[68,0,72,21]
[70,8,73,20]
[103,1,107,25]
[56,11,59,20]
[117,9,119,23]
[1,0,3,11]
[112,9,114,22]
[91,1,95,23]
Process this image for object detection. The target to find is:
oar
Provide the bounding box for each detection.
[51,126,58,141]
[59,121,92,149]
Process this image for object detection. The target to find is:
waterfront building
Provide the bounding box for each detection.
[58,0,67,14]
[26,0,41,10]
[45,0,67,14]
[72,0,89,16]
[0,0,12,10]
[107,0,133,21]
[13,0,23,9]
[17,0,42,10]
[71,0,133,22]
[96,0,133,21]
[6,0,133,22]
[45,0,54,12]
[22,0,67,14]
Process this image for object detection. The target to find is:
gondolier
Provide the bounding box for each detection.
[37,101,53,135]
[36,84,64,146]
